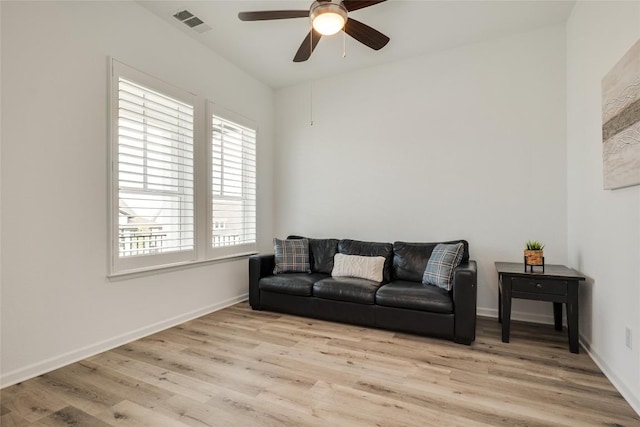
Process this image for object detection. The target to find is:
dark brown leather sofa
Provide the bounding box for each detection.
[249,238,477,344]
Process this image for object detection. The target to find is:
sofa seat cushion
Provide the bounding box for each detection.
[259,273,329,296]
[376,281,453,314]
[313,277,382,304]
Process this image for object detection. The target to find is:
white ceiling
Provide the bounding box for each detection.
[138,0,575,88]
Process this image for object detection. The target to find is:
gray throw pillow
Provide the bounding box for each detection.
[422,243,464,291]
[273,238,311,274]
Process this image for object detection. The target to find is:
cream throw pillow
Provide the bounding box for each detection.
[331,253,386,282]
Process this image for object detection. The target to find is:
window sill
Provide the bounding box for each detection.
[107,251,258,281]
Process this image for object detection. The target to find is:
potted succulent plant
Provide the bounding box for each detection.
[524,240,545,266]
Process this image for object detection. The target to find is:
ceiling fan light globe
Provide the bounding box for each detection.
[310,2,347,36]
[313,13,345,35]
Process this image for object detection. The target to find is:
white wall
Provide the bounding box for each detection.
[0,1,274,386]
[275,25,567,322]
[566,0,640,413]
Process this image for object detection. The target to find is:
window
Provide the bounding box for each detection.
[110,61,196,274]
[109,60,258,275]
[209,105,257,259]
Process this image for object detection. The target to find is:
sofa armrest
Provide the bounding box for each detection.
[452,260,477,345]
[249,254,275,309]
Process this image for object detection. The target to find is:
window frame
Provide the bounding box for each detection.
[206,102,258,260]
[109,59,259,277]
[109,60,199,275]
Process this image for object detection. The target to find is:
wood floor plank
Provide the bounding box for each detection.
[154,394,262,427]
[184,318,299,348]
[180,346,319,392]
[1,302,638,427]
[205,389,327,427]
[89,351,223,404]
[95,400,192,427]
[310,379,493,427]
[110,341,267,398]
[33,406,112,427]
[0,384,68,423]
[25,372,120,417]
[0,411,31,427]
[50,360,175,410]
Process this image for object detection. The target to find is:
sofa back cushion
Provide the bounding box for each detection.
[309,238,339,274]
[338,239,393,283]
[287,236,339,274]
[393,240,469,282]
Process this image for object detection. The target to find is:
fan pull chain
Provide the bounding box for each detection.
[309,22,314,126]
[343,29,347,58]
[310,82,314,126]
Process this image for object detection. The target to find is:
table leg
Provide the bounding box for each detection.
[553,302,563,331]
[498,289,502,323]
[567,281,579,354]
[501,279,511,343]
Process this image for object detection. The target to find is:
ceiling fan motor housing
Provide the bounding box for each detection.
[310,0,348,35]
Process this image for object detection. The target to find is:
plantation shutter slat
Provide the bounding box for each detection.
[211,113,257,249]
[120,137,194,157]
[117,78,194,258]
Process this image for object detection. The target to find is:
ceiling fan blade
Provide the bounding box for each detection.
[344,18,389,50]
[293,29,322,62]
[342,0,387,12]
[238,10,308,21]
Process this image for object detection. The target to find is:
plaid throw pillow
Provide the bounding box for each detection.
[422,243,464,291]
[273,238,311,274]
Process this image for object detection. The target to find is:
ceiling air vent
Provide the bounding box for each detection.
[172,10,212,34]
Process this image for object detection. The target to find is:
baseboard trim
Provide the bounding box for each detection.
[579,334,640,416]
[0,294,248,388]
[477,307,557,325]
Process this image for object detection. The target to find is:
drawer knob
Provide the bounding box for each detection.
[536,283,542,288]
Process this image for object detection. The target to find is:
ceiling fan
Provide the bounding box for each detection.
[238,0,390,62]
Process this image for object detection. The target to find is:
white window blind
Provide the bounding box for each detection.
[109,60,259,275]
[110,61,196,274]
[210,108,257,256]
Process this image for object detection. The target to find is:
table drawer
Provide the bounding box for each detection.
[511,277,567,295]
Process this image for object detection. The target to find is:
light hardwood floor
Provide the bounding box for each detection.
[1,302,638,426]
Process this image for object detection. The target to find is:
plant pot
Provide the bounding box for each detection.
[524,250,544,266]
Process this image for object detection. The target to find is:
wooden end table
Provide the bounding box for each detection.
[495,262,585,354]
